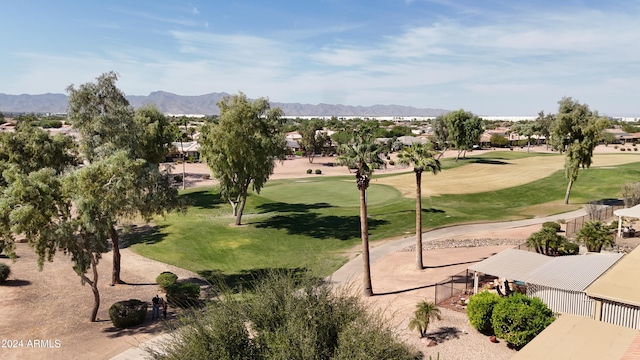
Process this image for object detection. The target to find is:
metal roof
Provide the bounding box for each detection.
[525,252,623,292]
[468,248,553,282]
[586,245,640,306]
[468,248,623,292]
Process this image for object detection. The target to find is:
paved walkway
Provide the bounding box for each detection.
[330,208,586,285]
[110,208,587,360]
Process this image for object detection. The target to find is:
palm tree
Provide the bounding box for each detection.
[337,129,385,297]
[408,300,442,338]
[576,220,615,252]
[397,143,441,269]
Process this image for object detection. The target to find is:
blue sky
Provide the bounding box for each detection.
[2,0,640,116]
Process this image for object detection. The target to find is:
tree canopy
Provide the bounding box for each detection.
[199,92,286,225]
[441,110,483,161]
[550,97,608,204]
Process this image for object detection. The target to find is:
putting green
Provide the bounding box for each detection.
[259,179,401,207]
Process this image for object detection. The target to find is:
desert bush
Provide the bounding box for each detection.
[166,282,201,307]
[635,148,638,151]
[0,263,10,283]
[389,160,395,165]
[542,221,561,232]
[109,299,148,328]
[202,174,211,180]
[149,271,420,360]
[173,175,183,182]
[467,291,501,334]
[491,293,555,348]
[614,145,619,149]
[156,271,178,290]
[306,168,312,174]
[621,148,626,151]
[315,169,322,175]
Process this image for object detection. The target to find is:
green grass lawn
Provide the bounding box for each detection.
[130,152,640,288]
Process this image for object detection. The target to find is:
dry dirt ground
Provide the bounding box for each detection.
[0,144,638,360]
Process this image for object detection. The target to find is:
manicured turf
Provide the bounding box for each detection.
[130,152,640,287]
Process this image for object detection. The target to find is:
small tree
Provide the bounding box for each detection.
[526,227,565,255]
[467,291,501,334]
[408,300,442,337]
[491,293,555,348]
[575,220,615,252]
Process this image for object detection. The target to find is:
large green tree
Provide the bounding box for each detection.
[397,143,441,270]
[199,92,286,225]
[298,120,330,163]
[0,127,77,256]
[337,127,385,297]
[550,97,608,204]
[511,120,537,152]
[67,72,180,285]
[442,110,483,161]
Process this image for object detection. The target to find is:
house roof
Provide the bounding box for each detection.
[586,245,640,306]
[396,136,427,146]
[171,141,200,153]
[511,314,639,360]
[469,248,623,292]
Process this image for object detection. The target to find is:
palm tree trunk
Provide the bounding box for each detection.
[360,187,373,296]
[564,179,574,205]
[415,170,423,270]
[110,226,124,285]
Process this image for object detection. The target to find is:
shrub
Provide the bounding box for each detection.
[109,299,148,328]
[614,145,619,149]
[167,282,201,307]
[156,271,178,290]
[203,174,211,180]
[491,293,555,348]
[306,169,312,174]
[389,160,395,166]
[149,272,420,360]
[621,148,626,151]
[467,291,501,334]
[542,221,561,232]
[315,169,322,175]
[557,241,579,256]
[173,175,183,182]
[0,263,10,283]
[635,148,639,152]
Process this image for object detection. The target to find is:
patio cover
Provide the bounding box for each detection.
[614,204,640,237]
[468,248,553,283]
[468,249,623,293]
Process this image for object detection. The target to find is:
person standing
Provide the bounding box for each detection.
[152,295,160,321]
[161,297,168,319]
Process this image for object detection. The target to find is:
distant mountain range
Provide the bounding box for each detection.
[0,91,449,117]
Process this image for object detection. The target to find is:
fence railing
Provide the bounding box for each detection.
[434,270,498,305]
[565,204,624,238]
